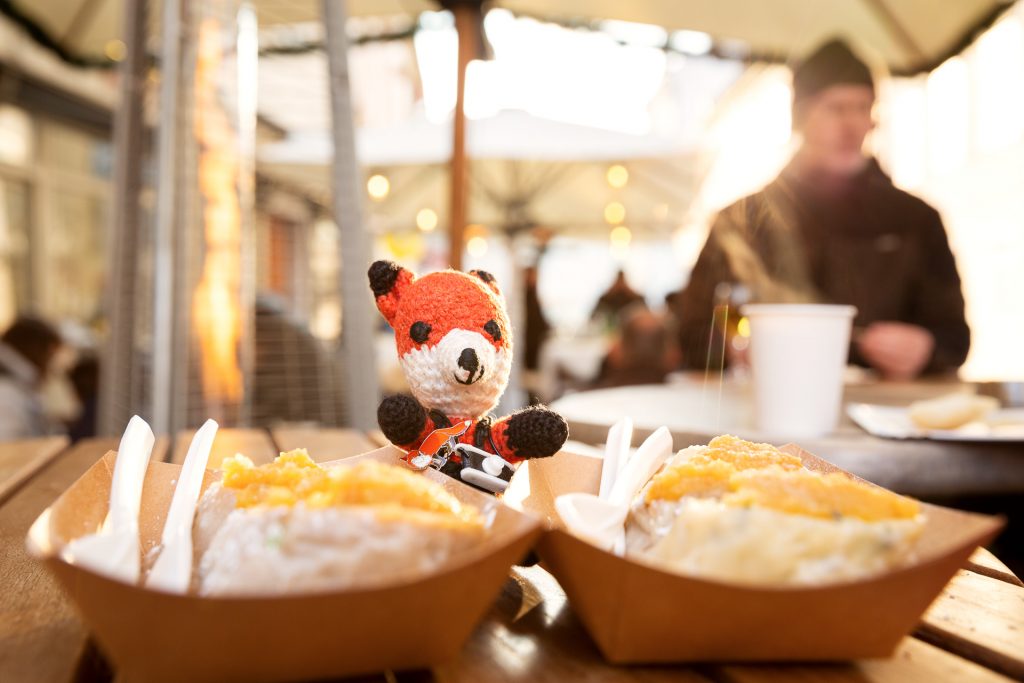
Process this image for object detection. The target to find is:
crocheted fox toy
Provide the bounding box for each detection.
[369,260,568,479]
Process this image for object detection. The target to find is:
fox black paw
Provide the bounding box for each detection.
[377,394,427,447]
[505,405,568,458]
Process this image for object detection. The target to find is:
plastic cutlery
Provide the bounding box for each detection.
[607,427,674,508]
[556,417,632,548]
[599,418,632,500]
[62,415,155,583]
[146,419,218,593]
[555,426,673,553]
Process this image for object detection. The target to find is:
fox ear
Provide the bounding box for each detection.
[469,269,501,297]
[368,260,413,325]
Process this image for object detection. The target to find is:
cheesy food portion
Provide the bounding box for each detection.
[625,436,925,585]
[192,451,487,595]
[219,450,483,530]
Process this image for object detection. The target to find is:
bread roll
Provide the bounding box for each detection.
[908,393,999,430]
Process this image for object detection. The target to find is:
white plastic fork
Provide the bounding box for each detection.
[146,419,218,593]
[62,415,155,584]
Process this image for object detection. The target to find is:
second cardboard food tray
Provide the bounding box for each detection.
[502,443,1004,664]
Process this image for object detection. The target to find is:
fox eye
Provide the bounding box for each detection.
[410,321,431,344]
[484,319,501,341]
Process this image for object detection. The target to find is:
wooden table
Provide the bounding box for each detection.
[2,430,1023,683]
[552,378,1024,498]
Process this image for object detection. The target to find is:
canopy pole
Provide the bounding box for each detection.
[323,0,380,431]
[149,0,186,436]
[98,0,147,435]
[448,1,480,270]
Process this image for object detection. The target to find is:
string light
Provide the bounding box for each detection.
[610,225,632,245]
[604,201,626,225]
[610,225,631,258]
[467,236,488,257]
[367,174,390,201]
[466,224,488,257]
[606,164,629,188]
[416,208,438,232]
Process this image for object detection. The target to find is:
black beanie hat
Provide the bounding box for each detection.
[792,39,874,105]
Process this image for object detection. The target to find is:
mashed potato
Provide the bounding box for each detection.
[626,436,924,586]
[193,450,487,595]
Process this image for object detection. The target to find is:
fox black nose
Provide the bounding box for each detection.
[458,348,479,373]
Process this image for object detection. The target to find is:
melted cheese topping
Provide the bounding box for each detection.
[644,458,736,502]
[642,435,918,522]
[645,435,803,503]
[702,435,805,471]
[725,467,920,521]
[219,449,484,530]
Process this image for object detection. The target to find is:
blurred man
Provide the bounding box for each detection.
[0,316,64,439]
[591,270,645,326]
[676,40,968,379]
[594,306,681,388]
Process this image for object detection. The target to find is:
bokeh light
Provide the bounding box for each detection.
[467,236,488,257]
[606,164,629,188]
[604,201,626,224]
[367,174,390,201]
[737,316,751,338]
[416,208,438,232]
[609,225,632,259]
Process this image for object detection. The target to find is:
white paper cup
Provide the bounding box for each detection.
[742,304,856,438]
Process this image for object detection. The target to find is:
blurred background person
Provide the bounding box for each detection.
[523,264,550,373]
[675,39,969,381]
[593,306,681,389]
[0,316,65,440]
[67,353,99,442]
[591,269,646,329]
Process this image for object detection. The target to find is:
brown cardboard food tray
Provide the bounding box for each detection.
[503,443,1004,664]
[26,445,542,683]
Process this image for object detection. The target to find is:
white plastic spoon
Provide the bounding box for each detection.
[555,426,673,553]
[146,419,218,593]
[62,415,155,583]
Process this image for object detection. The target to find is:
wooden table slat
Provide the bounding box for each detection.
[170,428,275,467]
[0,437,118,683]
[433,565,714,682]
[0,436,69,506]
[916,569,1024,680]
[718,637,1016,683]
[967,548,1024,587]
[270,427,376,463]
